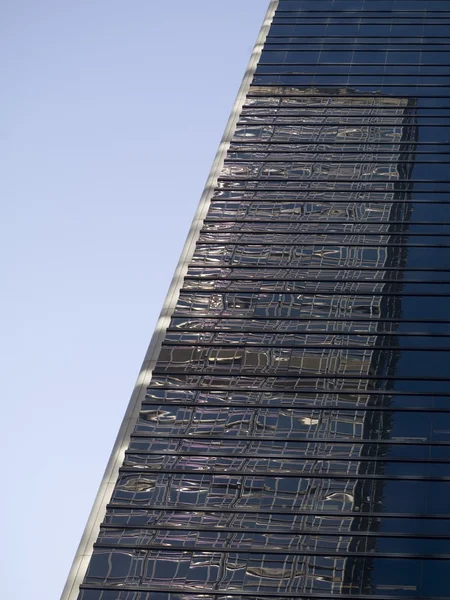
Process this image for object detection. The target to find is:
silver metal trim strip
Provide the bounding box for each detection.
[59,1,279,598]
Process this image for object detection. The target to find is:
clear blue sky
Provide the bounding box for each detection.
[0,2,267,598]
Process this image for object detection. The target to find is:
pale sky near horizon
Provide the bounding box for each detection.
[0,2,268,598]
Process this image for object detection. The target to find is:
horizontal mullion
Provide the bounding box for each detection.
[195,242,450,248]
[258,64,450,67]
[151,371,450,380]
[125,449,450,459]
[179,288,450,295]
[166,327,450,336]
[199,230,450,237]
[218,177,450,183]
[185,266,450,272]
[146,387,450,397]
[182,278,450,284]
[236,124,450,128]
[253,74,450,79]
[162,342,450,350]
[118,468,450,482]
[247,89,450,94]
[130,433,450,445]
[224,157,450,162]
[171,315,450,323]
[236,120,450,125]
[272,21,450,24]
[92,541,450,559]
[265,35,450,39]
[203,219,450,225]
[263,44,450,48]
[273,16,450,20]
[240,110,450,115]
[210,197,450,202]
[229,140,449,145]
[232,141,450,145]
[209,200,450,204]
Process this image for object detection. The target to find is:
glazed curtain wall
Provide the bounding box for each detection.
[79,1,450,599]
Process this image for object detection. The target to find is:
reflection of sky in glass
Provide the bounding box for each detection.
[78,1,450,598]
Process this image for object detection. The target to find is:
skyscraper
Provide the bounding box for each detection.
[62,1,450,599]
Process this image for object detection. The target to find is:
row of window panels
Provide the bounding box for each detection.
[226,153,446,164]
[237,121,449,132]
[216,187,450,196]
[238,117,450,128]
[102,508,450,536]
[122,453,450,479]
[176,290,395,311]
[206,201,450,222]
[276,0,450,9]
[132,405,450,441]
[129,430,450,454]
[220,165,450,182]
[215,184,449,194]
[174,290,445,316]
[148,374,450,394]
[226,153,450,164]
[168,318,450,336]
[256,66,450,76]
[268,22,450,32]
[164,330,450,347]
[96,529,450,558]
[201,223,447,235]
[153,347,446,380]
[233,120,426,134]
[233,161,424,173]
[250,82,450,96]
[189,245,446,269]
[233,124,437,143]
[169,311,449,328]
[217,186,450,197]
[196,232,450,245]
[109,472,450,514]
[139,401,449,413]
[244,100,450,111]
[244,91,448,105]
[253,75,450,87]
[145,388,450,410]
[240,107,449,116]
[181,281,450,296]
[211,191,450,201]
[260,52,450,65]
[264,45,450,54]
[82,550,450,596]
[248,91,450,104]
[127,437,450,461]
[265,39,450,48]
[273,16,450,22]
[182,263,450,279]
[195,230,423,244]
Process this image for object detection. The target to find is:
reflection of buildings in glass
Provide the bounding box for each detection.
[197,86,417,596]
[81,89,419,596]
[109,88,417,596]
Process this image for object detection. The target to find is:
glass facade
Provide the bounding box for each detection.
[74,1,450,599]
